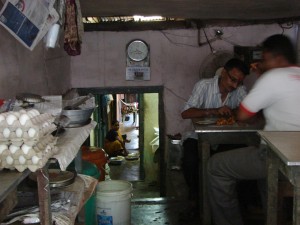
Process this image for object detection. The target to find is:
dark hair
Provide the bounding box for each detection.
[262,34,297,64]
[111,120,119,126]
[224,58,249,75]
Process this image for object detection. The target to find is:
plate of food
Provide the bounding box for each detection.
[216,116,236,125]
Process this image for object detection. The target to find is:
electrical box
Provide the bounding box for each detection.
[234,46,262,67]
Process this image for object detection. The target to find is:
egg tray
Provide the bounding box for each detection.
[0,149,51,172]
[0,134,58,154]
[0,113,56,141]
[0,109,43,126]
[0,135,58,172]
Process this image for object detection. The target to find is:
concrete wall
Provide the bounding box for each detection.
[70,24,298,137]
[143,93,159,182]
[0,26,71,99]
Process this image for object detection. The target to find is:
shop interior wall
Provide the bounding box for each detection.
[0,23,297,138]
[0,26,71,99]
[70,23,298,138]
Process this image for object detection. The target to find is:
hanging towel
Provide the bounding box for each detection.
[64,0,83,56]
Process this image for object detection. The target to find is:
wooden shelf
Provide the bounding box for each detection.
[0,121,97,224]
[0,169,31,203]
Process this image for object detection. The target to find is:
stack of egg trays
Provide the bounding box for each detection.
[0,109,58,172]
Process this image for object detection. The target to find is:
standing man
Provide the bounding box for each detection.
[207,34,300,225]
[181,58,249,217]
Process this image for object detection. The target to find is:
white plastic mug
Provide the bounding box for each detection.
[46,24,60,48]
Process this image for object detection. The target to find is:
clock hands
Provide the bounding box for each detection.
[130,49,143,55]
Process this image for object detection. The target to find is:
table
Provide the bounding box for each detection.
[258,131,300,225]
[193,118,264,225]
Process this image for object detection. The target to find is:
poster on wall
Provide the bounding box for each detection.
[126,67,151,81]
[0,0,58,50]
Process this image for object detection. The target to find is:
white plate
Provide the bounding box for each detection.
[125,153,140,160]
[110,156,124,161]
[196,118,217,125]
[125,155,139,160]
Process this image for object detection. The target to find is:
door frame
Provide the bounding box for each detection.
[78,86,166,196]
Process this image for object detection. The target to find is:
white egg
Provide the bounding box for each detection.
[27,111,34,118]
[19,114,30,126]
[13,141,23,147]
[45,145,51,153]
[3,128,10,138]
[0,114,5,123]
[19,155,26,164]
[24,141,34,147]
[42,121,49,128]
[36,143,44,150]
[0,144,8,154]
[9,145,20,154]
[19,109,27,114]
[6,114,17,125]
[32,155,40,164]
[6,156,13,165]
[30,109,40,116]
[16,128,23,138]
[21,144,32,155]
[28,128,37,138]
[13,112,20,118]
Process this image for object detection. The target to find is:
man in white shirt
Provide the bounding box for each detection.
[181,58,249,218]
[207,34,300,225]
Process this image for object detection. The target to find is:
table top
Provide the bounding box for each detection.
[258,131,300,166]
[193,118,264,133]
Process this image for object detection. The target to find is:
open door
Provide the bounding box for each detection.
[78,86,166,197]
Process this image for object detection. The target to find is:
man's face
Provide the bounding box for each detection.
[221,67,245,92]
[260,51,280,72]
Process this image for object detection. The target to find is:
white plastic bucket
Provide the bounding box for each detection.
[96,180,133,225]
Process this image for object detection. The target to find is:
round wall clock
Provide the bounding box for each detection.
[126,40,149,62]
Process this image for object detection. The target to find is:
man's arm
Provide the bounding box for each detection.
[181,106,232,119]
[237,103,256,121]
[181,108,217,119]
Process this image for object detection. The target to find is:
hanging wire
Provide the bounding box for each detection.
[203,28,215,53]
[160,31,200,48]
[278,22,294,34]
[164,86,188,102]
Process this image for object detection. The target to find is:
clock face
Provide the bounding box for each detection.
[127,40,149,62]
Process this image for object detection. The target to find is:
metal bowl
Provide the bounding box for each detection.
[61,107,95,127]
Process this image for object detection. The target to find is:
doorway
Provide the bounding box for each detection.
[78,86,166,196]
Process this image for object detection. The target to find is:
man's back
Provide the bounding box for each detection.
[242,66,300,131]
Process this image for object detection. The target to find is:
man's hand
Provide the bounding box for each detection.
[250,62,264,77]
[217,106,232,116]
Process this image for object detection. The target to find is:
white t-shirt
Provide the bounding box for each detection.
[241,66,300,131]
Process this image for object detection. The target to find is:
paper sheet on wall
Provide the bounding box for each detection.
[0,0,59,50]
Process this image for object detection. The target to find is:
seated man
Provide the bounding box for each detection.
[104,120,129,157]
[207,34,300,225]
[181,58,249,217]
